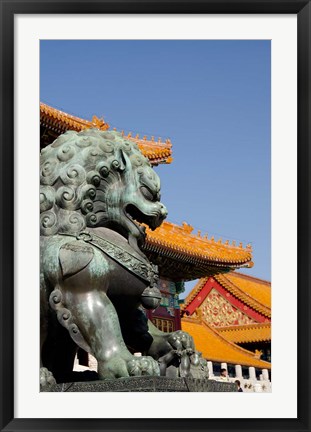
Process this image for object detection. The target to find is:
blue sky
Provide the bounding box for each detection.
[40,40,271,294]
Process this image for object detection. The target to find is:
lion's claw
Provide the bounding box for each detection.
[127,356,160,377]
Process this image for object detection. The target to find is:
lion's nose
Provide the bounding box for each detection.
[160,204,168,219]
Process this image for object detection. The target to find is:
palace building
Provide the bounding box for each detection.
[181,272,271,384]
[40,103,271,390]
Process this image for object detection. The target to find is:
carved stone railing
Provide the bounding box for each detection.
[208,361,271,393]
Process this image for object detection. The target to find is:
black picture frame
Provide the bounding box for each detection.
[1,1,310,431]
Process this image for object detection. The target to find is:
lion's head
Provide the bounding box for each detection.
[40,129,167,248]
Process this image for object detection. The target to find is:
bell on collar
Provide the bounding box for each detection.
[141,286,162,310]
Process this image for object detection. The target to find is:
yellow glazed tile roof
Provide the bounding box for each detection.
[214,272,271,317]
[217,322,271,343]
[182,318,271,369]
[145,221,253,267]
[122,132,172,165]
[40,102,106,131]
[40,102,172,165]
[223,272,271,308]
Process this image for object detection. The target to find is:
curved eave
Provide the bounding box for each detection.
[143,228,252,281]
[144,238,251,267]
[144,225,253,268]
[40,103,93,131]
[40,103,172,165]
[217,323,271,344]
[182,318,271,370]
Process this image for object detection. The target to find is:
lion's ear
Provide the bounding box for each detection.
[59,241,94,278]
[119,149,131,172]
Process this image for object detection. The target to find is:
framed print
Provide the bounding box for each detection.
[0,1,310,431]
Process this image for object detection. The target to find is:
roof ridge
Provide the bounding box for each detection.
[217,322,271,332]
[230,271,271,286]
[122,131,172,147]
[215,273,271,318]
[161,221,253,251]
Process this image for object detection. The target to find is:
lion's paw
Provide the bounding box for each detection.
[40,367,56,391]
[167,330,194,351]
[127,356,160,377]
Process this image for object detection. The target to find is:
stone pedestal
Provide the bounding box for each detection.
[48,377,238,392]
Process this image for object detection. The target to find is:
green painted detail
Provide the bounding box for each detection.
[175,281,185,294]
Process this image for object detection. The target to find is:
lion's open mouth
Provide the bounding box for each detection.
[125,204,161,231]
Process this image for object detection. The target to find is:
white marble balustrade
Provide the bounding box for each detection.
[208,361,271,393]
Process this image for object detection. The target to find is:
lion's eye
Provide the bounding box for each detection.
[141,186,154,201]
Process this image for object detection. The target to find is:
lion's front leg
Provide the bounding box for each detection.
[46,238,159,380]
[65,290,159,379]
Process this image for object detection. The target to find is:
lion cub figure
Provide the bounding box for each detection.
[40,129,196,388]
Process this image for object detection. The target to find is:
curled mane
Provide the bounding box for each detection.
[40,129,150,236]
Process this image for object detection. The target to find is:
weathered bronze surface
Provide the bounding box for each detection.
[40,129,209,390]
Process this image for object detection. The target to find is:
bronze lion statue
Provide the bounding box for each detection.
[40,129,200,389]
